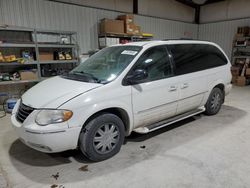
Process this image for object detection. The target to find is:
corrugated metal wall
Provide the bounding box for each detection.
[135,15,198,40]
[0,0,198,53]
[2,0,248,59]
[198,18,250,58]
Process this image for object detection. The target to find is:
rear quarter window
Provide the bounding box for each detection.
[168,44,228,76]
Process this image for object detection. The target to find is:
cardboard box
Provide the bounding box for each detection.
[98,37,106,48]
[19,70,38,80]
[100,19,124,34]
[125,23,134,34]
[246,68,250,76]
[237,26,250,36]
[236,76,246,86]
[133,25,141,35]
[99,37,120,48]
[39,52,54,61]
[117,14,134,24]
[235,33,244,39]
[231,66,241,76]
[117,14,137,34]
[124,23,142,35]
[232,76,238,84]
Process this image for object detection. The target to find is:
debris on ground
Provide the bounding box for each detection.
[79,165,89,172]
[140,145,146,149]
[50,184,65,188]
[51,172,59,180]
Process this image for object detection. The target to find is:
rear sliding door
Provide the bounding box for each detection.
[168,43,227,114]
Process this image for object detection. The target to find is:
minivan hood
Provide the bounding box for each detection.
[22,76,102,108]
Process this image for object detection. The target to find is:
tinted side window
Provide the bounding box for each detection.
[131,46,173,83]
[169,44,227,76]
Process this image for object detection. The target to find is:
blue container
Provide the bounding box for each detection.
[6,98,18,113]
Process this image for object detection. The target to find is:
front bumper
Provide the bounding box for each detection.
[225,83,232,96]
[11,114,81,153]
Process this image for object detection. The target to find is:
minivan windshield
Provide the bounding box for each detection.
[62,45,142,84]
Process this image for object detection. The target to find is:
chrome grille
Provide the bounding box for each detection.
[16,102,34,123]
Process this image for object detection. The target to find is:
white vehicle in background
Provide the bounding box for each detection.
[11,40,232,161]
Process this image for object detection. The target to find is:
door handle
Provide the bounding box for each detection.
[169,85,177,92]
[181,83,189,89]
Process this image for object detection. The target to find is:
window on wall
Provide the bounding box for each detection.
[168,44,228,76]
[131,45,173,83]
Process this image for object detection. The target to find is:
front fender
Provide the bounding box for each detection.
[63,97,133,136]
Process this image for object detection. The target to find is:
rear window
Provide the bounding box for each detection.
[168,44,228,76]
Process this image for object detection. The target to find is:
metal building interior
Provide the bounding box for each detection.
[0,0,250,187]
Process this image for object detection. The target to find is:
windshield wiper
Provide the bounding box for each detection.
[71,71,101,83]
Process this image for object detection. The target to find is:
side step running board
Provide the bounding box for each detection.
[133,107,205,134]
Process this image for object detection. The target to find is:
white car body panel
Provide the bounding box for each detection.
[61,81,133,133]
[175,71,208,114]
[131,76,179,128]
[22,76,102,108]
[11,40,232,153]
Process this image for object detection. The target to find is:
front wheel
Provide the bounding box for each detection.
[79,113,125,161]
[204,88,224,116]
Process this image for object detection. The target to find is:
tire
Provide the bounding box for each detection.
[79,113,125,161]
[204,87,224,116]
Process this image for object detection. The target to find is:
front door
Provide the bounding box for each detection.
[127,45,179,128]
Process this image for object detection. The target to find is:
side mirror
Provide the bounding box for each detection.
[125,69,148,85]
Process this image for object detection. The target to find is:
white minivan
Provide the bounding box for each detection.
[11,40,232,161]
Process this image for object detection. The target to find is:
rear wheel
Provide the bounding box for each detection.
[204,87,224,115]
[79,113,125,161]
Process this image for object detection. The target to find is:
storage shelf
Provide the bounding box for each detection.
[233,56,250,59]
[0,43,36,48]
[233,46,250,49]
[0,27,79,86]
[39,60,78,64]
[98,33,153,48]
[38,43,76,48]
[0,26,34,32]
[99,33,152,39]
[235,36,250,39]
[0,62,38,66]
[99,33,134,38]
[232,30,250,69]
[0,80,39,85]
[36,29,76,35]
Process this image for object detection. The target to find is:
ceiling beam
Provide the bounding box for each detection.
[204,0,224,5]
[176,0,224,23]
[195,6,200,24]
[133,0,138,14]
[176,0,224,7]
[176,0,197,8]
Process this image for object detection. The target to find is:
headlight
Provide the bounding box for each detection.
[35,109,73,126]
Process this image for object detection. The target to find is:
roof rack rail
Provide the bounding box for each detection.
[163,38,194,41]
[180,38,194,40]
